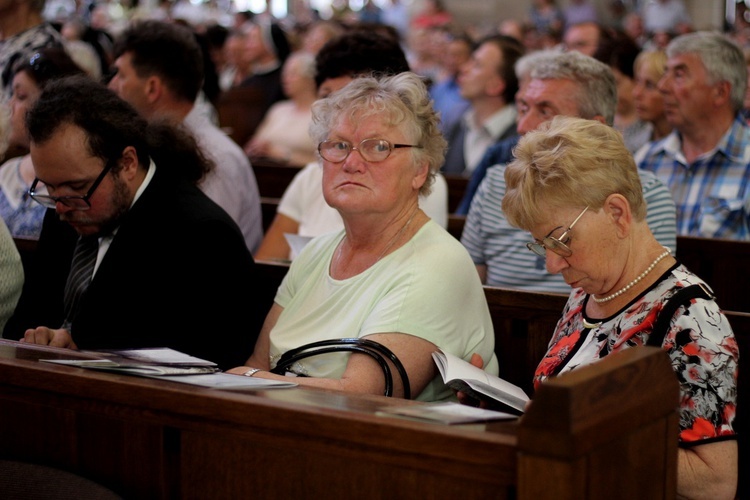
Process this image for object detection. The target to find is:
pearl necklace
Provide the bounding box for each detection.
[592,248,671,304]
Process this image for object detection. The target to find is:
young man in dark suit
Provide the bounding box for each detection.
[3,75,266,370]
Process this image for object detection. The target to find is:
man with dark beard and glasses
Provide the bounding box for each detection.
[2,75,266,370]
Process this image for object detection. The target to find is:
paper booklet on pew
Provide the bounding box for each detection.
[40,347,297,390]
[432,349,530,416]
[377,401,518,425]
[42,347,219,375]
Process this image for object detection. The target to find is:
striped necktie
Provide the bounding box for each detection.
[62,235,98,330]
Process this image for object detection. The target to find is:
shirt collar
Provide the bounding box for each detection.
[463,105,517,138]
[649,114,750,164]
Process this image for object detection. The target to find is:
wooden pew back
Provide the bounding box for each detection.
[251,158,304,199]
[443,174,468,214]
[675,235,750,312]
[216,87,268,147]
[482,286,567,396]
[260,197,280,232]
[0,340,678,499]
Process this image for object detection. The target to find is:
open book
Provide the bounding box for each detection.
[432,349,530,416]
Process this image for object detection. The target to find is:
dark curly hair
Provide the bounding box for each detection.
[27,75,212,185]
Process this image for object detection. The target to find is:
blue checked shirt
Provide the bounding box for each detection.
[636,115,750,240]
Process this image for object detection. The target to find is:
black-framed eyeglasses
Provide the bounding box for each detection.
[526,206,589,258]
[28,161,114,211]
[318,139,422,163]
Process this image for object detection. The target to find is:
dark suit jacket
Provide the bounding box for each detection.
[441,114,517,176]
[4,166,268,370]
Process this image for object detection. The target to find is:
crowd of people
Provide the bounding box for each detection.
[0,0,744,498]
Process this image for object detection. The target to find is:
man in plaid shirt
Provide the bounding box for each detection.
[636,31,750,240]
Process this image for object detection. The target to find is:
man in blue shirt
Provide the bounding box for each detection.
[636,31,750,240]
[461,50,677,292]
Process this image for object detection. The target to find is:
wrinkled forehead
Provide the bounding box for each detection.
[666,52,704,72]
[330,111,404,139]
[521,79,581,109]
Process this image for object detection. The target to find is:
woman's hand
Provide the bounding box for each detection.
[456,353,490,407]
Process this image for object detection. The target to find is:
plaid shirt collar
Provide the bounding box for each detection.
[651,113,750,165]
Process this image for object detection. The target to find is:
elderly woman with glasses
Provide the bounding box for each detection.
[502,115,738,499]
[227,72,498,401]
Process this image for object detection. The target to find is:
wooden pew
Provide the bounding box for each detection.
[216,86,268,147]
[251,157,304,199]
[447,214,466,240]
[260,197,281,233]
[0,340,678,499]
[482,286,568,397]
[675,235,750,313]
[444,174,468,214]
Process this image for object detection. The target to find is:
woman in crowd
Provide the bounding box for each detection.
[500,116,738,499]
[254,29,448,262]
[243,50,318,166]
[0,47,85,239]
[632,49,672,146]
[229,72,497,401]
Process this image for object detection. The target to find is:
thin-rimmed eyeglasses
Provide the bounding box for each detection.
[318,139,422,163]
[526,206,589,258]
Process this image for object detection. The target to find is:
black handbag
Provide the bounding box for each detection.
[270,338,411,399]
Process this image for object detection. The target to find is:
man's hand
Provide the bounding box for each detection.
[21,327,77,349]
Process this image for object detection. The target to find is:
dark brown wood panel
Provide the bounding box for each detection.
[675,235,750,312]
[0,340,677,499]
[251,158,304,199]
[444,174,469,214]
[216,87,268,147]
[483,286,568,396]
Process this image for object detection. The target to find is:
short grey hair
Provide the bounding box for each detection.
[309,71,447,196]
[667,31,746,113]
[524,50,617,126]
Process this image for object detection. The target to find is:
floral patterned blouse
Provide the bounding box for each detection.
[534,263,738,446]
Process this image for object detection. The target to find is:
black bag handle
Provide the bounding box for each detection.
[271,338,411,399]
[647,283,714,348]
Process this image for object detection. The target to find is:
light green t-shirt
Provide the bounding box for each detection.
[272,220,498,402]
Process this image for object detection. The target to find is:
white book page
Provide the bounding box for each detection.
[378,401,518,424]
[98,347,217,366]
[432,350,530,413]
